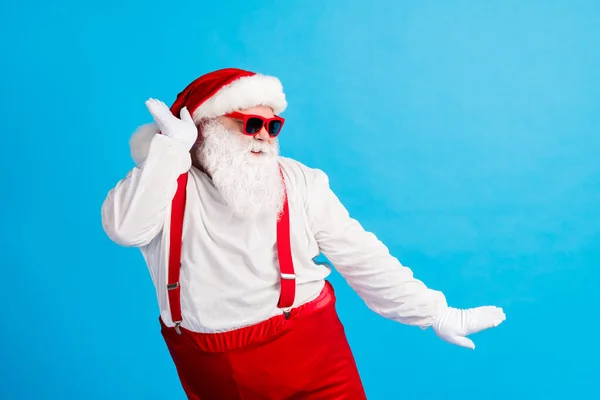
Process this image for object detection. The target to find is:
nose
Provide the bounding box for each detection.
[254,126,271,141]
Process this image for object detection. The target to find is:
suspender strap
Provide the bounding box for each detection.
[167,172,188,334]
[276,165,296,310]
[166,164,296,334]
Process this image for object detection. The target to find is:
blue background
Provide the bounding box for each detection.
[1,1,598,399]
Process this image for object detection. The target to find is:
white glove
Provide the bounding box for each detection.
[432,306,506,349]
[145,98,198,151]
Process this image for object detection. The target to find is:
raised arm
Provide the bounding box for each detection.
[101,99,197,247]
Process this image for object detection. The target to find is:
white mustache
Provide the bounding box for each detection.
[248,141,277,155]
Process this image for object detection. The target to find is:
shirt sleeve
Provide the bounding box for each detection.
[101,134,191,247]
[305,167,448,328]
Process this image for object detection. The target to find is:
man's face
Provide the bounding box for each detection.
[217,105,279,153]
[193,106,285,219]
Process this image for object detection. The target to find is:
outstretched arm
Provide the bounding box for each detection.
[305,167,505,349]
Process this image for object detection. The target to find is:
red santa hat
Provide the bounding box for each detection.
[130,67,287,164]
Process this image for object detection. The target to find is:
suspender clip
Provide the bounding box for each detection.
[174,321,182,335]
[283,309,292,320]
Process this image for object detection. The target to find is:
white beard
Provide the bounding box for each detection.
[195,119,285,219]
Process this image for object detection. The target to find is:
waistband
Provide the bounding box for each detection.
[160,280,336,353]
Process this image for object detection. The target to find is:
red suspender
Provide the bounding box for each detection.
[276,166,296,312]
[167,173,188,334]
[166,165,296,334]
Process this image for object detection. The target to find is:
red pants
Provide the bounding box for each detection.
[160,281,367,399]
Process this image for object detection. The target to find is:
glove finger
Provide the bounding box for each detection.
[145,99,164,120]
[467,306,506,334]
[180,106,194,123]
[442,334,476,350]
[145,98,156,113]
[146,99,173,128]
[153,100,173,119]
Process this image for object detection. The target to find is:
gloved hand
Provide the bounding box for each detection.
[432,306,506,349]
[145,98,198,151]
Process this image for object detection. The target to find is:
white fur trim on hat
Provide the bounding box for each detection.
[129,72,286,165]
[129,123,159,165]
[191,73,287,123]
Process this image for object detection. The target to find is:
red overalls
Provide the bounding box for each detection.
[160,168,367,400]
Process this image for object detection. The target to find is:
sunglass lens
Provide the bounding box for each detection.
[246,118,264,134]
[268,120,282,136]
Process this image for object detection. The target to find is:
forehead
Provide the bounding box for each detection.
[236,105,275,118]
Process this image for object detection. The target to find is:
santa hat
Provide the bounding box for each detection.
[129,68,287,165]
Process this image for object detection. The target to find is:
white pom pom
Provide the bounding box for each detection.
[129,123,159,165]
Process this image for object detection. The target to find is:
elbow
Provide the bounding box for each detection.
[102,219,156,247]
[100,199,158,248]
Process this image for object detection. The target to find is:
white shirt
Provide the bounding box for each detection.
[101,134,448,333]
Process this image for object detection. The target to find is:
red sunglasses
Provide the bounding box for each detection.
[225,112,285,137]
